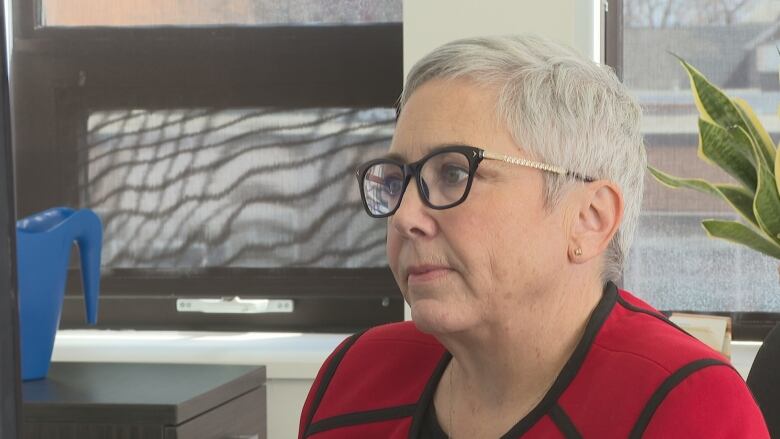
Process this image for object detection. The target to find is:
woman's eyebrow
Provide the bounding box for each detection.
[382,143,474,162]
[382,152,406,161]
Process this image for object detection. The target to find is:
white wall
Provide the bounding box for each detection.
[401,0,601,319]
[403,0,599,77]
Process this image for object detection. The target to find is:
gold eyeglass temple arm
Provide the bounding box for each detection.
[482,150,568,176]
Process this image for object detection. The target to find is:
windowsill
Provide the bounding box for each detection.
[731,340,762,379]
[51,329,764,380]
[50,329,351,380]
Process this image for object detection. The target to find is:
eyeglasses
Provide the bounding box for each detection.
[355,145,594,218]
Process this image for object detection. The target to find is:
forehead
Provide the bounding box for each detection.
[389,78,507,161]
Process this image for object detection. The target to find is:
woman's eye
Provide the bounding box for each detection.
[440,165,469,185]
[384,176,404,195]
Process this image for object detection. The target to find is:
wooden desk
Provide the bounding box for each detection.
[22,362,266,439]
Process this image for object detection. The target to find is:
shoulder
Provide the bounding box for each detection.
[359,320,444,347]
[315,321,444,377]
[298,322,446,438]
[324,321,445,386]
[561,287,766,437]
[596,289,727,372]
[601,290,767,437]
[639,360,768,438]
[312,321,442,373]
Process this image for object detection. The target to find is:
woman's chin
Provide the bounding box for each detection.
[409,299,474,335]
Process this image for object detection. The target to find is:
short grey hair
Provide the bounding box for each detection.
[398,34,646,283]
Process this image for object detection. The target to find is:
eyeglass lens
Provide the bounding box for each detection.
[362,151,471,216]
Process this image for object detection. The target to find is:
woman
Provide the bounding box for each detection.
[298,35,768,438]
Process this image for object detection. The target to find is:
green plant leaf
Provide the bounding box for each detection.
[716,185,758,226]
[729,125,761,168]
[702,219,780,259]
[648,166,717,195]
[698,118,756,192]
[776,138,780,197]
[753,154,780,242]
[733,98,776,167]
[677,56,745,130]
[648,166,758,226]
[667,55,780,261]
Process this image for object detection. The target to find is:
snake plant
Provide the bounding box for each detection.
[648,57,780,260]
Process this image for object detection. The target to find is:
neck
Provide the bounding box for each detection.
[437,277,605,413]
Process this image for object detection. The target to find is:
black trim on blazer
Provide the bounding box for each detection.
[616,294,692,336]
[549,403,583,439]
[302,330,365,438]
[308,404,418,435]
[500,281,619,438]
[408,352,453,438]
[628,358,731,439]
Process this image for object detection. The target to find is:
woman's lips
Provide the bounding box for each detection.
[407,266,452,284]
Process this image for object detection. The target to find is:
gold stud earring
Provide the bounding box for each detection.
[574,248,583,256]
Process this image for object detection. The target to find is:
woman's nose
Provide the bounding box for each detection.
[390,179,438,239]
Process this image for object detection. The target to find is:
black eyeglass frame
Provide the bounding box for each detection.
[355,145,595,218]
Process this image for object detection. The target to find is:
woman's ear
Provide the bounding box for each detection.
[568,181,624,263]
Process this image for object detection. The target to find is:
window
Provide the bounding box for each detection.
[10,0,403,332]
[611,0,780,339]
[86,108,392,269]
[39,0,401,27]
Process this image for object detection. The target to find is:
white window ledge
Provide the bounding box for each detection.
[50,330,763,380]
[50,329,351,379]
[731,340,763,379]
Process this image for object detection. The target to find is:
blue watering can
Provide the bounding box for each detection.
[16,207,102,381]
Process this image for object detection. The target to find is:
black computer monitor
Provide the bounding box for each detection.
[0,1,21,437]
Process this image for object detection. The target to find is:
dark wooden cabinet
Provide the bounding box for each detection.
[22,362,266,439]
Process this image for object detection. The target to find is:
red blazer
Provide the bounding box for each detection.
[299,283,769,438]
